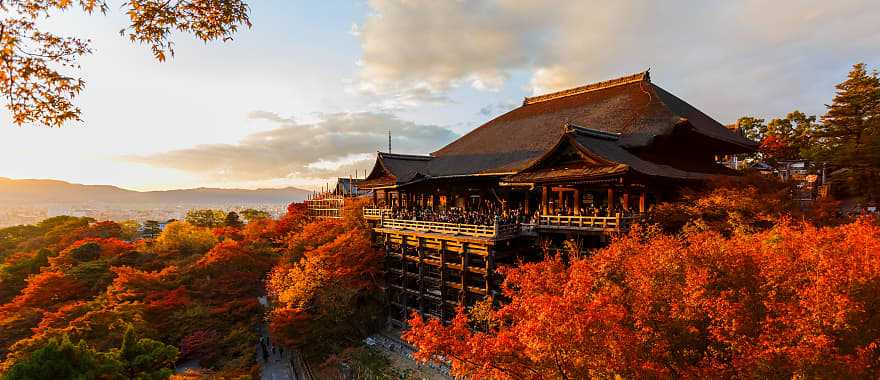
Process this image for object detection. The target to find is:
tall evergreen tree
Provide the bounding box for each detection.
[820,63,880,200]
[224,211,244,228]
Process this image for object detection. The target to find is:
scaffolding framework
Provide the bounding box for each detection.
[378,228,514,325]
[305,196,345,219]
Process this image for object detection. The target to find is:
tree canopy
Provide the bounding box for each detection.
[818,63,880,199]
[406,219,880,379]
[1,0,251,127]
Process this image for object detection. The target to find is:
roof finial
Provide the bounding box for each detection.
[388,129,392,153]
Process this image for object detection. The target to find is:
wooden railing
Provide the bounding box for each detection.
[537,214,644,231]
[378,218,519,239]
[362,207,391,220]
[371,210,647,237]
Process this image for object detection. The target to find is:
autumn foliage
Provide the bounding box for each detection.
[266,198,385,361]
[406,219,880,378]
[0,213,281,377]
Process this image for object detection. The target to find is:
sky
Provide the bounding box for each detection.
[1,0,878,191]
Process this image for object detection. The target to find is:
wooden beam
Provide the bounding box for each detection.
[573,188,581,216]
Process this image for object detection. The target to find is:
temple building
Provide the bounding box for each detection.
[353,71,757,324]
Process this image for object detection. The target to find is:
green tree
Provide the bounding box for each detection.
[240,209,271,223]
[184,210,226,228]
[736,116,767,142]
[224,211,243,228]
[142,221,162,240]
[761,111,820,163]
[819,63,880,199]
[118,220,142,241]
[2,335,119,380]
[115,325,179,380]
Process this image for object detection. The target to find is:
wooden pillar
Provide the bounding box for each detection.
[524,191,531,215]
[400,235,407,321]
[573,188,581,216]
[384,237,392,315]
[433,193,440,209]
[485,252,494,295]
[557,189,564,214]
[417,238,425,313]
[460,244,469,304]
[439,241,447,321]
[639,190,647,213]
[622,191,630,212]
[372,190,378,205]
[607,187,615,215]
[541,185,549,215]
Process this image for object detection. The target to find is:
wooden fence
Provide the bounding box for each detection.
[378,218,519,239]
[362,207,390,220]
[538,214,623,231]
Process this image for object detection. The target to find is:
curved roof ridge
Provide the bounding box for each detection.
[523,70,650,105]
[377,152,432,161]
[565,123,621,140]
[648,83,759,149]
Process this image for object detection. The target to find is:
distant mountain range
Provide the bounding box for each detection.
[0,177,310,205]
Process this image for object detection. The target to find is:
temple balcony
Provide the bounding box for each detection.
[375,217,519,241]
[536,213,644,233]
[362,207,390,220]
[364,207,646,240]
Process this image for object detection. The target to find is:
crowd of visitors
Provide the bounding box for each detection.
[369,200,648,227]
[389,207,529,225]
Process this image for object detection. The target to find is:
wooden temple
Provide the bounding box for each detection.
[356,71,757,324]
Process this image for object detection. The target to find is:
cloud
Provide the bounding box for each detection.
[355,0,543,103]
[357,0,880,120]
[246,110,293,124]
[128,112,458,181]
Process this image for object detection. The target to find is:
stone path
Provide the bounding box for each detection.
[257,296,296,380]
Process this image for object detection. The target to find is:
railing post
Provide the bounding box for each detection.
[493,216,501,237]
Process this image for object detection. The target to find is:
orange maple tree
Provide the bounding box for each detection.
[405,219,880,379]
[266,199,385,359]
